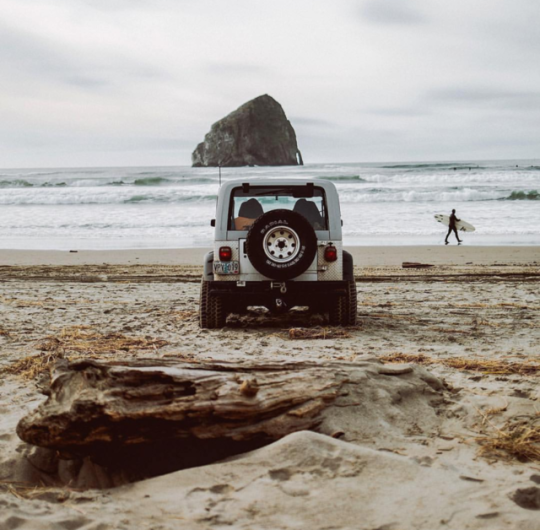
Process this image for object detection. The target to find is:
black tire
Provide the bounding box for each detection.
[347,280,358,326]
[246,209,317,281]
[328,280,357,326]
[199,279,227,329]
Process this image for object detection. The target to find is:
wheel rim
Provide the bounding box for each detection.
[263,225,301,263]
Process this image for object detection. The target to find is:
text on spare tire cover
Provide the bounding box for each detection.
[265,245,306,268]
[260,219,289,234]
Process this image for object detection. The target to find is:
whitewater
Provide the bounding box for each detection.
[0,160,539,249]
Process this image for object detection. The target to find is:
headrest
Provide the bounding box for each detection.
[238,198,264,218]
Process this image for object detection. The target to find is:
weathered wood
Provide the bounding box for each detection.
[17,357,445,457]
[402,262,435,269]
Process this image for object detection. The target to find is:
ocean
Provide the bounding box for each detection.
[0,160,539,250]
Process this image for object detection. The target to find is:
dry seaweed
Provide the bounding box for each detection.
[0,481,70,501]
[429,327,470,334]
[475,416,540,462]
[483,399,509,417]
[35,326,168,355]
[3,350,65,380]
[169,310,198,321]
[288,327,350,340]
[382,353,431,365]
[0,297,45,308]
[3,326,168,379]
[381,352,540,376]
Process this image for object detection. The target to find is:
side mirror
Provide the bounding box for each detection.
[210,219,216,227]
[341,220,343,226]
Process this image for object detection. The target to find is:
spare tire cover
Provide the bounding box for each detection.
[246,209,317,280]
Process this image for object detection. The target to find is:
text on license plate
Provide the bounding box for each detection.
[213,261,240,275]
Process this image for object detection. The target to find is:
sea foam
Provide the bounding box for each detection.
[0,160,538,248]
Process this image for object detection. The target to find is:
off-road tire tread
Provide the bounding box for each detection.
[329,280,357,326]
[199,279,227,328]
[199,279,209,328]
[347,280,358,326]
[208,291,226,328]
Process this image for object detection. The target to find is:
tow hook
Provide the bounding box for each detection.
[271,282,287,294]
[275,298,287,312]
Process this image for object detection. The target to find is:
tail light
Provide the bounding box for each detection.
[324,245,338,262]
[219,246,232,261]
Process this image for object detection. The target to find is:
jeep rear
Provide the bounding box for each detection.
[199,178,356,328]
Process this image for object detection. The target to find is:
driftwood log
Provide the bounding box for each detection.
[402,262,435,269]
[17,358,446,462]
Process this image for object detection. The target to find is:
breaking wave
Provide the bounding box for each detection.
[504,190,539,200]
[2,185,539,205]
[123,194,217,204]
[337,188,500,203]
[337,188,540,203]
[381,163,482,170]
[320,175,366,182]
[133,177,175,186]
[0,175,217,189]
[1,160,540,248]
[0,179,33,188]
[0,188,219,205]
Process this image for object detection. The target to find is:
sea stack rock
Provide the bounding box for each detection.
[192,95,303,167]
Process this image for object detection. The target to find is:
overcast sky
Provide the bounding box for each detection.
[1,0,540,167]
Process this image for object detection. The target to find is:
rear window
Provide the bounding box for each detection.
[229,186,328,231]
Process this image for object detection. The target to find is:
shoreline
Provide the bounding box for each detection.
[0,245,538,267]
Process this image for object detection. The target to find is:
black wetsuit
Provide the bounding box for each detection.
[445,212,462,243]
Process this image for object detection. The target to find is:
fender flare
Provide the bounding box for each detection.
[203,251,214,280]
[343,250,354,281]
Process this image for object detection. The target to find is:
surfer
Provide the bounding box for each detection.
[445,209,462,245]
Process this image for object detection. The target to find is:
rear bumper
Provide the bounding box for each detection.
[207,280,348,307]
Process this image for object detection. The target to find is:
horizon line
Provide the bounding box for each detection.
[1,157,539,171]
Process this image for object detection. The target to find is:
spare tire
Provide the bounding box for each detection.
[246,209,317,280]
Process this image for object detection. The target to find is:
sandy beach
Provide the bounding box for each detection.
[1,245,539,267]
[1,246,539,529]
[3,0,540,526]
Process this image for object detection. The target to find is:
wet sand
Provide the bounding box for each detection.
[0,245,539,266]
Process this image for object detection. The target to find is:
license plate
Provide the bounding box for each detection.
[213,261,240,275]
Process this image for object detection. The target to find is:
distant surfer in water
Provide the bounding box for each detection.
[445,209,462,245]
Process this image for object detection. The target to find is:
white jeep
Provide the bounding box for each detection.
[199,178,357,328]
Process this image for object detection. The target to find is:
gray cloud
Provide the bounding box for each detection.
[77,0,196,12]
[365,107,431,117]
[204,62,269,76]
[0,127,194,153]
[1,0,540,166]
[289,117,336,128]
[82,137,196,152]
[0,22,79,79]
[0,19,167,92]
[426,87,540,110]
[360,0,426,25]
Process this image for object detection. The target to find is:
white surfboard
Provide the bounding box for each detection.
[434,214,475,232]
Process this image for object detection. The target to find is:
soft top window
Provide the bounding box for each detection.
[229,185,328,231]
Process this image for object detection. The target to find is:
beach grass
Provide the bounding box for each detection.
[381,352,540,376]
[475,416,540,462]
